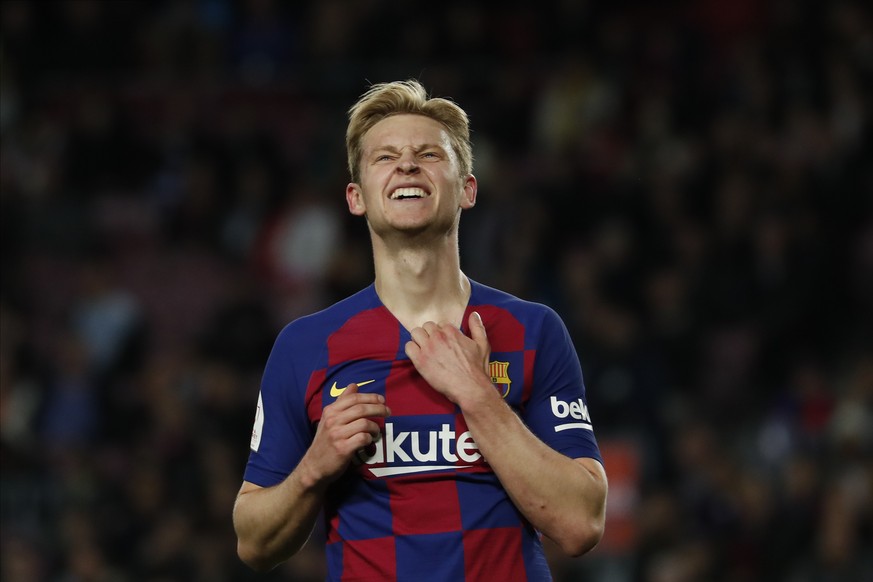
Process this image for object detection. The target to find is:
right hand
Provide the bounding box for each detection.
[301,383,390,486]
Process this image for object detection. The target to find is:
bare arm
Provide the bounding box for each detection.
[233,385,391,571]
[405,313,608,555]
[448,387,607,555]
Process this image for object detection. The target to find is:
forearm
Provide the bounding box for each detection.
[234,386,390,571]
[233,460,326,571]
[459,385,607,555]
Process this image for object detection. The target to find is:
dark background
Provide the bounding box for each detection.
[1,1,871,580]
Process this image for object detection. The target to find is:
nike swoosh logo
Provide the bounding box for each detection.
[329,379,375,397]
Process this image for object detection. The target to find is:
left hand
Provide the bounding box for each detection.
[404,311,492,403]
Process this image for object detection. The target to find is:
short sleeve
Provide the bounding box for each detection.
[521,307,602,464]
[243,323,315,487]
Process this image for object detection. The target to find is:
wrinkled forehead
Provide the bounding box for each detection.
[362,114,454,154]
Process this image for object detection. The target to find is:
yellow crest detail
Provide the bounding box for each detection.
[488,361,511,398]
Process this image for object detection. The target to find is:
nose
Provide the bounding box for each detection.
[396,150,419,174]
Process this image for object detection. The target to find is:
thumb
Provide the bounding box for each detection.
[468,311,490,356]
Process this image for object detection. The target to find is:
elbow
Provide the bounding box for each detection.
[555,457,608,557]
[237,540,281,573]
[557,518,605,557]
[236,533,303,573]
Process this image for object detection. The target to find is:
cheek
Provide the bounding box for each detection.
[363,167,392,188]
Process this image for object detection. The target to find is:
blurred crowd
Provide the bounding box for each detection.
[1,1,871,581]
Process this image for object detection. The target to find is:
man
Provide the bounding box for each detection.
[233,80,607,581]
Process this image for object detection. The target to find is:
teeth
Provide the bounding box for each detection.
[390,187,427,200]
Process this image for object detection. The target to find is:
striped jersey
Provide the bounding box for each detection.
[244,279,602,581]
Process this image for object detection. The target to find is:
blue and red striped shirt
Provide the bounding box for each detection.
[244,280,601,581]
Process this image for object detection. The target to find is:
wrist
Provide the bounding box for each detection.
[456,373,502,413]
[294,454,330,493]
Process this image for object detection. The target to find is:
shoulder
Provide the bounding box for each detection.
[275,285,381,347]
[469,280,570,354]
[470,279,562,322]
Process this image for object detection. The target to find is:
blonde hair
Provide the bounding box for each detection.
[346,79,473,183]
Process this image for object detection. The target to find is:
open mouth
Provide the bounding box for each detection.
[390,187,429,200]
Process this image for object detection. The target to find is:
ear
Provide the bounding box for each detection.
[460,174,477,210]
[346,183,367,216]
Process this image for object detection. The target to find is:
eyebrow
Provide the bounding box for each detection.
[369,143,446,155]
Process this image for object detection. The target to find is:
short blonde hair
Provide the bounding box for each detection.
[346,80,473,183]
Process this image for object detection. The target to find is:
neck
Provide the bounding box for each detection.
[371,232,470,330]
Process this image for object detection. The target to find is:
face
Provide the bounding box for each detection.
[346,114,476,239]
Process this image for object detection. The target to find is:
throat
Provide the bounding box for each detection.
[392,304,469,333]
[375,272,471,331]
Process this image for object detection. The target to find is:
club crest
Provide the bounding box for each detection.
[488,360,511,398]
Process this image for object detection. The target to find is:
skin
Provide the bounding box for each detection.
[233,114,607,572]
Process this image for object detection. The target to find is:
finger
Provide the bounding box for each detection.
[409,327,429,346]
[321,402,391,438]
[469,311,490,353]
[337,418,384,442]
[322,420,380,457]
[329,392,387,421]
[331,395,389,418]
[422,321,439,335]
[355,418,384,440]
[404,339,421,362]
[337,382,359,399]
[345,402,391,419]
[438,321,459,334]
[336,385,383,403]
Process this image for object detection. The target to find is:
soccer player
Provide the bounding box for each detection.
[233,80,608,581]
